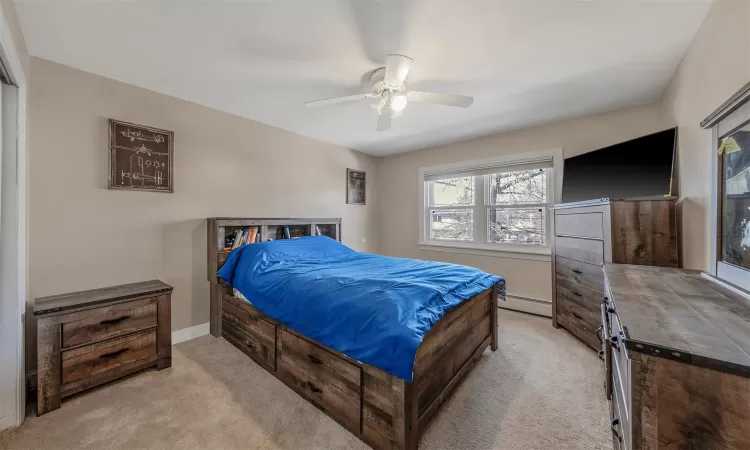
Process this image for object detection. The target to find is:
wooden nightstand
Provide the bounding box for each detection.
[34,280,173,415]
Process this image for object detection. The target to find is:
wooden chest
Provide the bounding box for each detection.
[550,198,679,355]
[34,280,173,415]
[603,264,750,449]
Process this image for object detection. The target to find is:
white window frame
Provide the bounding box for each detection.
[418,148,563,260]
[703,82,750,295]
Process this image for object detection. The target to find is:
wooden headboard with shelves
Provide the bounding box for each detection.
[206,217,341,336]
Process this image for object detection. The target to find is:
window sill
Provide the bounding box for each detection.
[418,242,551,261]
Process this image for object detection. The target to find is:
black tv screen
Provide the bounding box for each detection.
[561,128,676,203]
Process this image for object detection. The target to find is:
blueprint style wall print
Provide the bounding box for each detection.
[108,119,174,192]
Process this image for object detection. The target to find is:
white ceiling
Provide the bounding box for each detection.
[15,0,711,156]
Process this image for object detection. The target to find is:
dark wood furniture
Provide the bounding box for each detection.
[550,198,679,354]
[603,264,750,449]
[207,217,502,450]
[34,280,173,415]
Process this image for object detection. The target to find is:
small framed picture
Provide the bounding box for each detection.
[347,169,366,205]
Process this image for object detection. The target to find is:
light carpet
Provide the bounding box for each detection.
[1,309,610,450]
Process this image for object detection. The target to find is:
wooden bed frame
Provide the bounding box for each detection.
[207,218,502,450]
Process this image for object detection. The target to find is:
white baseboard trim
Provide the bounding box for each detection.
[499,295,552,318]
[172,322,210,345]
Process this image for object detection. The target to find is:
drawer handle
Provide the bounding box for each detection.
[245,340,255,350]
[99,315,131,326]
[610,336,619,351]
[598,350,604,361]
[307,354,323,365]
[307,381,322,394]
[597,326,603,343]
[572,312,584,321]
[571,291,583,297]
[611,419,623,443]
[99,348,129,360]
[571,268,583,274]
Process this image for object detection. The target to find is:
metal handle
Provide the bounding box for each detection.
[571,268,583,274]
[245,340,255,349]
[99,348,129,359]
[611,419,623,442]
[572,291,582,297]
[572,312,584,321]
[100,315,131,326]
[307,381,322,393]
[597,326,603,343]
[610,336,619,351]
[307,354,323,365]
[598,350,605,361]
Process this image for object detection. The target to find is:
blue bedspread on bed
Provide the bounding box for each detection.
[217,236,502,381]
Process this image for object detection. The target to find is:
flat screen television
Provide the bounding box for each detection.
[561,128,677,203]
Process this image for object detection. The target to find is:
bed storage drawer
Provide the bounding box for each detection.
[277,330,361,434]
[278,329,361,397]
[61,328,157,387]
[221,298,276,370]
[61,301,157,349]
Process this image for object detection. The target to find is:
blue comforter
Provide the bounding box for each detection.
[217,236,502,381]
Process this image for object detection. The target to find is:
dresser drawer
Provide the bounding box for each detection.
[609,310,630,410]
[555,212,604,239]
[555,236,604,266]
[556,276,602,312]
[61,301,157,348]
[278,350,361,434]
[557,295,600,349]
[221,299,276,370]
[279,329,361,397]
[555,256,604,292]
[61,328,157,386]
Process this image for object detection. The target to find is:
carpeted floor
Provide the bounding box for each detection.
[1,309,610,450]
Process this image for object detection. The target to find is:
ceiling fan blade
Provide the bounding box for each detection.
[384,54,413,86]
[407,91,474,108]
[377,112,391,132]
[305,93,372,107]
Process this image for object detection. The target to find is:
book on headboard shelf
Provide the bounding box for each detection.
[223,227,259,251]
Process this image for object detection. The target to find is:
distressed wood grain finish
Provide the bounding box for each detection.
[61,328,157,385]
[277,352,361,435]
[555,256,604,293]
[36,318,62,415]
[279,330,360,397]
[610,201,678,268]
[554,211,604,239]
[61,302,157,348]
[213,285,498,450]
[555,236,605,266]
[35,281,172,416]
[605,265,750,450]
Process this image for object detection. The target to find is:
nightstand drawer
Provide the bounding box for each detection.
[61,328,157,385]
[61,301,157,348]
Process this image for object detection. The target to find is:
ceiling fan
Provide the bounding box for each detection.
[304,54,473,132]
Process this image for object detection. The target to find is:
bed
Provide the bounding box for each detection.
[206,218,505,450]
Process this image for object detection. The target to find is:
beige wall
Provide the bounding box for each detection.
[661,0,750,271]
[28,58,378,345]
[377,103,672,302]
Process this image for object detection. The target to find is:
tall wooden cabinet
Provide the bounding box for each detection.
[550,198,679,351]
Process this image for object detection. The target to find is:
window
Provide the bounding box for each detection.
[420,149,561,256]
[702,82,750,294]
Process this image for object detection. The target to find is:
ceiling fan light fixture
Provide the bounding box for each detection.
[390,94,408,112]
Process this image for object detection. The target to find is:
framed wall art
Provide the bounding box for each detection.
[347,168,366,205]
[109,119,174,192]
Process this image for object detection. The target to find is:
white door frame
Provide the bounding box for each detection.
[0,2,27,430]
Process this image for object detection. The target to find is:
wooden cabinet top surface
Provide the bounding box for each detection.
[604,264,750,378]
[35,280,173,317]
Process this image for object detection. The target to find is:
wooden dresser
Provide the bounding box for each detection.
[602,264,750,449]
[550,198,679,350]
[34,280,173,415]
